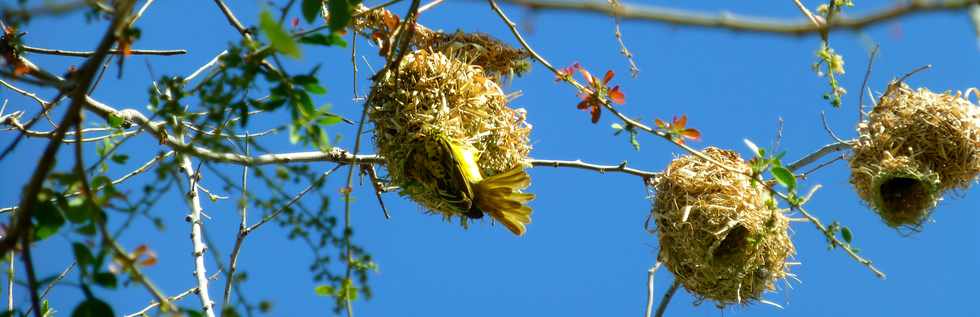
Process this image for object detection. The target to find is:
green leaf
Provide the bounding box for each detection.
[302,0,322,23]
[318,114,343,126]
[743,139,761,157]
[259,10,301,58]
[314,285,336,296]
[72,243,95,267]
[93,272,118,289]
[841,226,853,243]
[326,0,352,32]
[110,154,129,164]
[770,166,797,191]
[71,298,114,317]
[107,113,124,129]
[305,83,327,95]
[180,308,205,317]
[299,33,347,47]
[33,192,65,241]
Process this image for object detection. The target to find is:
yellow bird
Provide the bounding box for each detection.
[414,134,534,235]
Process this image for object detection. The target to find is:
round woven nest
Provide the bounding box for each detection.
[367,49,532,225]
[850,83,980,228]
[650,148,795,306]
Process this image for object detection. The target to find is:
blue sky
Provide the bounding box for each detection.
[1,0,978,316]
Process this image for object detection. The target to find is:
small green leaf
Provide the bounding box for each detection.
[629,131,640,151]
[93,272,118,289]
[743,139,761,157]
[71,298,114,317]
[770,166,797,190]
[33,192,65,241]
[72,243,95,267]
[107,113,124,128]
[841,226,853,243]
[302,0,322,23]
[259,10,301,58]
[314,285,336,296]
[327,0,353,32]
[299,33,347,47]
[110,154,129,164]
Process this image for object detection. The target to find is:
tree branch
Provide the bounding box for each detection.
[500,0,980,35]
[22,45,186,57]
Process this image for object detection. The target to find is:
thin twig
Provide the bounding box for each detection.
[124,272,221,317]
[222,134,250,315]
[858,45,880,122]
[178,148,217,317]
[786,140,854,171]
[797,155,846,180]
[609,0,639,77]
[22,46,186,57]
[792,0,824,28]
[644,262,662,317]
[23,262,74,315]
[246,165,344,233]
[654,280,680,317]
[819,111,846,143]
[795,205,886,278]
[895,64,933,84]
[5,252,12,312]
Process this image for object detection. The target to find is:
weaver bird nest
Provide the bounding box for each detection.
[367,49,532,226]
[350,5,531,80]
[850,83,980,228]
[650,148,795,306]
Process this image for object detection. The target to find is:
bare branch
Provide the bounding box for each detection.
[124,272,221,317]
[500,0,979,35]
[795,205,886,278]
[654,280,680,317]
[22,46,187,57]
[178,150,218,317]
[786,140,854,172]
[644,262,662,317]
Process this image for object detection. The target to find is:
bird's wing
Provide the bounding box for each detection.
[433,134,477,213]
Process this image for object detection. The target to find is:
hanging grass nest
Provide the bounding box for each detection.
[418,31,532,80]
[367,49,532,227]
[849,83,980,228]
[650,148,795,307]
[350,5,531,80]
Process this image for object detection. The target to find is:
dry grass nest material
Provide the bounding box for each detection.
[351,5,531,80]
[850,83,980,228]
[650,148,795,307]
[367,49,532,224]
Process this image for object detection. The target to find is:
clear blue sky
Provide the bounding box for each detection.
[1,0,978,316]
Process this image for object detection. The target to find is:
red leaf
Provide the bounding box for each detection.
[672,115,687,129]
[590,105,601,123]
[578,67,595,86]
[576,99,591,110]
[291,17,300,28]
[655,118,667,129]
[608,86,625,104]
[682,128,702,141]
[602,70,615,85]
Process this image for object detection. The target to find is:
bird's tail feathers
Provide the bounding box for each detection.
[475,167,534,236]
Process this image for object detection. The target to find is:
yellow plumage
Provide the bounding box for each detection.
[433,134,534,235]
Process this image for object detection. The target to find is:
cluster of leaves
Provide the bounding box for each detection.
[812,43,847,107]
[557,63,625,123]
[654,115,700,145]
[811,0,854,107]
[742,139,860,252]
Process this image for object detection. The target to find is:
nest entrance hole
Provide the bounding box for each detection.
[713,225,749,260]
[878,177,930,219]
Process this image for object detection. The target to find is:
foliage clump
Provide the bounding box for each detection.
[850,83,980,228]
[367,49,532,227]
[650,148,795,306]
